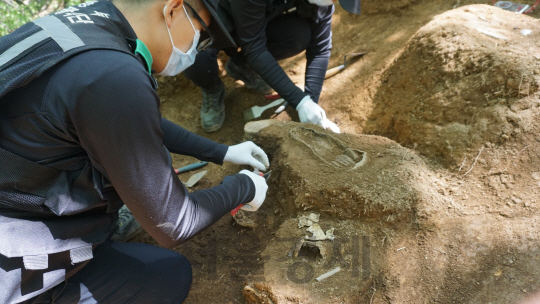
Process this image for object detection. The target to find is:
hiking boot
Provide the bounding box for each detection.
[225,59,273,95]
[201,81,226,132]
[111,205,143,242]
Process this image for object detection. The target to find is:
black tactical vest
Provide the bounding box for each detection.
[0,1,152,302]
[217,0,320,54]
[217,0,298,31]
[0,0,153,98]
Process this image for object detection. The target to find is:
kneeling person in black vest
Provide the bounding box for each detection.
[0,0,269,303]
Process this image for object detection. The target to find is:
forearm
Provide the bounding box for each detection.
[245,50,306,108]
[179,175,254,241]
[161,117,228,164]
[304,5,333,103]
[135,174,255,248]
[304,52,330,103]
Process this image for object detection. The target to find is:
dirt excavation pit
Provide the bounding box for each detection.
[238,113,540,303]
[142,3,540,304]
[231,6,540,303]
[239,120,439,303]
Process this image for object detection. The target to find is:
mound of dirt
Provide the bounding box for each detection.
[246,120,443,223]
[365,4,540,167]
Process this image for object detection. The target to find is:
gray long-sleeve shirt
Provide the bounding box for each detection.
[0,49,255,248]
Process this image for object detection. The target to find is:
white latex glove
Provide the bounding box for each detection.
[238,170,268,212]
[224,141,270,171]
[296,96,341,133]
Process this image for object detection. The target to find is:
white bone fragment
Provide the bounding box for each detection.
[316,267,341,282]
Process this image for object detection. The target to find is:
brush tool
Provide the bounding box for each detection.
[243,99,285,121]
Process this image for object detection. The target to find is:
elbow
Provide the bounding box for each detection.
[147,224,183,249]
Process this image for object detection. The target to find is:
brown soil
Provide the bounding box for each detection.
[365,4,540,167]
[132,1,540,303]
[252,121,439,223]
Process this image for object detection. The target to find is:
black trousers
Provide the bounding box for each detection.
[23,241,192,304]
[183,11,313,90]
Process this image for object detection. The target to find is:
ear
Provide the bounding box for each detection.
[164,0,184,27]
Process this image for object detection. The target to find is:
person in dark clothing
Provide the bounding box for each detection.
[183,0,360,132]
[0,0,269,303]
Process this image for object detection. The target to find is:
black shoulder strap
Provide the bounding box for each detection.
[0,1,138,99]
[0,146,63,212]
[0,146,61,198]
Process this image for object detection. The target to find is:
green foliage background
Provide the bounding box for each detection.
[0,0,85,36]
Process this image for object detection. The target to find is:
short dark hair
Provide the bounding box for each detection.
[185,0,204,15]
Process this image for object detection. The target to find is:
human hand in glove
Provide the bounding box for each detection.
[238,169,268,211]
[296,96,341,133]
[224,141,270,171]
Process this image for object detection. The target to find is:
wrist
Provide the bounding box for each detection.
[237,170,258,201]
[218,144,230,164]
[296,95,313,111]
[236,173,256,205]
[223,146,232,162]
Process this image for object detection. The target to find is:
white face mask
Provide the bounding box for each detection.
[307,0,335,6]
[158,5,200,76]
